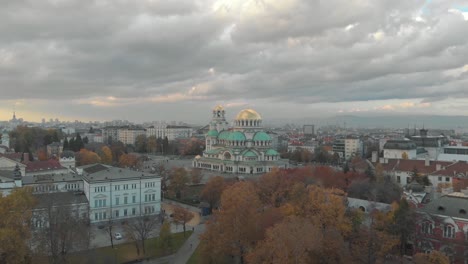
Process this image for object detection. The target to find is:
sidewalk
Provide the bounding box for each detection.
[171,224,205,264]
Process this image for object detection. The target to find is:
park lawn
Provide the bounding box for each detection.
[186,244,202,264]
[35,231,193,264]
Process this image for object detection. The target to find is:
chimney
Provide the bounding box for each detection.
[425,157,430,167]
[371,151,378,163]
[436,164,441,171]
[23,152,29,162]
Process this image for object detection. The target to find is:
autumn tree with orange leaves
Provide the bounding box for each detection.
[99,146,113,165]
[247,217,321,264]
[118,153,138,168]
[200,176,226,211]
[172,206,194,237]
[76,149,101,166]
[201,181,262,264]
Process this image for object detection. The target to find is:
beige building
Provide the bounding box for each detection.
[118,127,146,145]
[146,125,192,141]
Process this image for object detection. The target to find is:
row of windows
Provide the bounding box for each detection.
[114,184,135,191]
[115,196,137,205]
[95,206,156,220]
[145,194,157,202]
[94,199,107,208]
[145,182,156,188]
[35,185,58,193]
[65,183,79,190]
[95,186,106,192]
[421,222,455,238]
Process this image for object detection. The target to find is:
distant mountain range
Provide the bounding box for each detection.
[265,115,468,129]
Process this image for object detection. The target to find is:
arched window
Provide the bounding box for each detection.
[421,222,433,234]
[443,224,455,238]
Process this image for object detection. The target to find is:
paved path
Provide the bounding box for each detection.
[171,224,205,264]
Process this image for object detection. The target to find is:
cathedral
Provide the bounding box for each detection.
[193,105,288,174]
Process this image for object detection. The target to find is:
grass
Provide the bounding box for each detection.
[35,231,193,264]
[186,244,202,264]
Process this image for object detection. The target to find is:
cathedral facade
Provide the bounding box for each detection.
[193,105,288,174]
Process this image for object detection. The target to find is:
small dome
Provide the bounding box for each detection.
[235,109,262,120]
[207,130,219,137]
[213,105,224,111]
[265,149,279,156]
[243,150,257,157]
[218,130,230,140]
[253,132,271,141]
[228,131,246,141]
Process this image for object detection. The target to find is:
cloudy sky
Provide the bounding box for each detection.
[1,0,468,124]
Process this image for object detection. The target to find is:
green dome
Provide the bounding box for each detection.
[243,150,257,157]
[265,149,279,156]
[218,131,230,140]
[227,131,246,141]
[207,130,218,137]
[253,132,271,141]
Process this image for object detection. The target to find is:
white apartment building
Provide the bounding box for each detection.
[344,138,363,160]
[80,164,161,223]
[117,127,146,145]
[333,138,363,160]
[146,125,192,141]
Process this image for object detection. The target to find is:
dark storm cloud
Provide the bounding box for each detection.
[1,0,468,121]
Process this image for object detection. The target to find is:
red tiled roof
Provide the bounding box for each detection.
[377,159,453,175]
[22,159,66,172]
[0,153,23,161]
[433,161,468,177]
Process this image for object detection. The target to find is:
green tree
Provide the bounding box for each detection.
[135,135,147,153]
[147,136,157,153]
[75,133,84,151]
[63,137,69,150]
[390,199,415,256]
[159,221,173,253]
[162,136,169,154]
[0,187,36,264]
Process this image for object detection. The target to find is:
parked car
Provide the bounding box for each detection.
[114,232,123,240]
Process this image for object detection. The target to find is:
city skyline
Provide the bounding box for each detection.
[1,1,468,123]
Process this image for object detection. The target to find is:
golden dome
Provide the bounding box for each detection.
[213,105,224,111]
[235,109,262,120]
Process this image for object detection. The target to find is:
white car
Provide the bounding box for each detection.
[114,232,122,240]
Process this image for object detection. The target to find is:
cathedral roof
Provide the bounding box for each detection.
[227,131,246,141]
[253,131,271,141]
[235,109,262,120]
[207,130,219,137]
[242,150,257,157]
[218,130,230,140]
[265,149,279,156]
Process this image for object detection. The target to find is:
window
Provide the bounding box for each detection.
[132,196,136,203]
[115,197,119,205]
[421,222,433,234]
[115,210,119,217]
[124,197,128,204]
[438,176,442,181]
[95,213,98,220]
[446,177,450,182]
[114,185,120,191]
[132,208,136,215]
[124,209,127,216]
[124,184,128,190]
[152,194,155,201]
[444,225,455,238]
